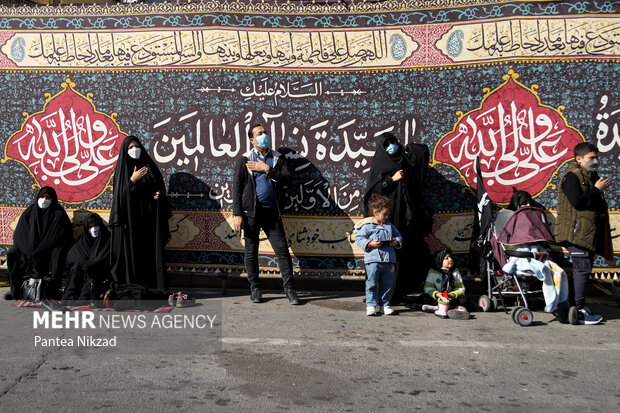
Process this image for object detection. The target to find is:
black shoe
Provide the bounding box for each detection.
[40,299,70,312]
[285,289,300,305]
[250,288,262,303]
[3,292,14,300]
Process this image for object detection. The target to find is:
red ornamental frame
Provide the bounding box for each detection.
[2,76,128,204]
[431,67,585,204]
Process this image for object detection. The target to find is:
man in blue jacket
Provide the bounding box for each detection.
[232,124,299,305]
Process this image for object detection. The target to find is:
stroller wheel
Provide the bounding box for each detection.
[478,295,493,312]
[491,296,500,311]
[554,301,569,324]
[568,306,579,325]
[515,308,533,326]
[511,306,523,324]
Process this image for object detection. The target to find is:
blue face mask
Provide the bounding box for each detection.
[386,143,399,155]
[255,133,270,149]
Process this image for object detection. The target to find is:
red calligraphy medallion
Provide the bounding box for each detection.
[432,68,584,204]
[2,76,127,203]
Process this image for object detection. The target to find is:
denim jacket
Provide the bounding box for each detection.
[355,220,403,264]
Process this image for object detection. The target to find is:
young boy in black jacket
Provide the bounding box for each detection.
[555,142,612,325]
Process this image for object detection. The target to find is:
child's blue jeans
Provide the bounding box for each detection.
[365,262,396,307]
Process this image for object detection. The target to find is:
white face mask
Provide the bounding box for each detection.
[38,198,51,209]
[89,226,100,238]
[584,158,599,172]
[128,147,141,160]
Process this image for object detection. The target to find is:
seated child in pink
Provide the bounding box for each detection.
[422,248,469,319]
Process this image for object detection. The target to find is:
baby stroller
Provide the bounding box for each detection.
[478,206,576,326]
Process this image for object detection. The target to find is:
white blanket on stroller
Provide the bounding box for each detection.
[502,245,568,312]
[544,261,569,313]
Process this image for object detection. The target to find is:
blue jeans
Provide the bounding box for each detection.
[365,262,396,307]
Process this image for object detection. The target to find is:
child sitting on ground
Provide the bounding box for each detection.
[355,194,403,316]
[422,248,470,319]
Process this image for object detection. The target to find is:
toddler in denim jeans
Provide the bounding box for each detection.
[355,194,402,316]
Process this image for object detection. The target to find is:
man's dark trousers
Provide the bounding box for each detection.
[243,205,294,290]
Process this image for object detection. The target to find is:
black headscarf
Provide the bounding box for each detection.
[66,213,111,272]
[109,135,171,234]
[62,213,112,302]
[109,135,171,291]
[364,132,429,234]
[433,248,455,293]
[13,186,73,276]
[508,190,531,211]
[507,190,544,211]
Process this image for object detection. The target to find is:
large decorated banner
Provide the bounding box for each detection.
[0,0,618,277]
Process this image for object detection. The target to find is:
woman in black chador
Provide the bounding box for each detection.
[62,213,111,303]
[5,186,72,300]
[109,135,171,292]
[364,132,432,304]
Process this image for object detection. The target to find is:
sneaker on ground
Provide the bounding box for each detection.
[41,299,70,312]
[382,305,394,315]
[447,308,470,320]
[285,289,300,305]
[250,288,262,303]
[366,306,376,316]
[176,293,196,308]
[578,307,603,325]
[421,304,438,312]
[168,292,179,307]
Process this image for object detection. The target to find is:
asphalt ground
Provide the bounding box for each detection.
[0,285,619,412]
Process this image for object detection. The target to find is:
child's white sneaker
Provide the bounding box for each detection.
[382,305,394,315]
[366,306,376,316]
[422,304,438,312]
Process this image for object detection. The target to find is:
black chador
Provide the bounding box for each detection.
[364,132,432,302]
[7,186,72,300]
[62,213,111,303]
[109,136,171,292]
